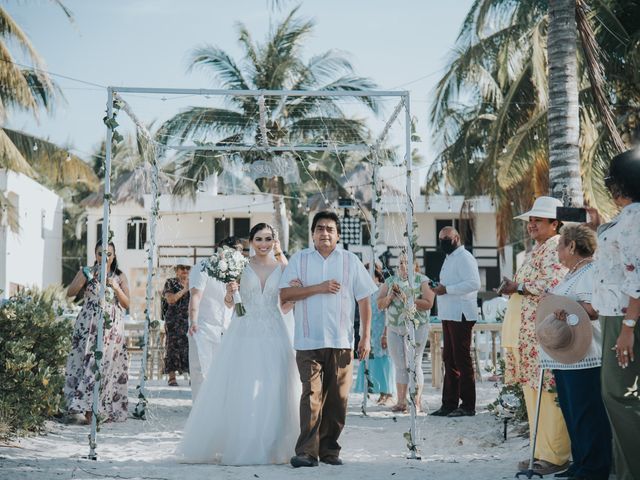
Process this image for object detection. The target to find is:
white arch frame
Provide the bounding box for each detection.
[90,86,418,460]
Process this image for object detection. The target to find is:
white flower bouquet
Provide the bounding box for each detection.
[201,246,249,316]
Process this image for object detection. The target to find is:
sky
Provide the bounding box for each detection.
[6,0,474,177]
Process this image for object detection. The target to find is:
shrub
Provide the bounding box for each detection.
[0,286,73,438]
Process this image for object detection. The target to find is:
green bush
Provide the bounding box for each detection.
[0,287,73,438]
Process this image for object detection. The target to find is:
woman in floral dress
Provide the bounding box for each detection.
[64,241,130,424]
[500,197,570,475]
[162,259,191,386]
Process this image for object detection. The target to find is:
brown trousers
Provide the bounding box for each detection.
[295,348,353,458]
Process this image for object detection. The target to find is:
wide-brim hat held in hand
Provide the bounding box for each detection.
[535,294,592,365]
[514,196,563,221]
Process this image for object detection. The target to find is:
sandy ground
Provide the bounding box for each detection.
[0,361,536,480]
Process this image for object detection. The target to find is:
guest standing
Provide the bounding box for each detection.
[162,258,192,387]
[64,241,130,424]
[500,196,570,475]
[377,255,434,412]
[541,224,611,480]
[187,237,239,400]
[431,226,481,417]
[591,148,640,480]
[354,266,396,405]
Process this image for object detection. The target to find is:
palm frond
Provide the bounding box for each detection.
[2,128,97,190]
[188,45,252,91]
[0,128,36,176]
[156,107,252,146]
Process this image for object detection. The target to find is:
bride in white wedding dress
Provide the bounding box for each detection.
[176,223,300,465]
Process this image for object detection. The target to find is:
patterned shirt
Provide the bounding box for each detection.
[384,273,430,333]
[592,203,640,316]
[538,263,602,370]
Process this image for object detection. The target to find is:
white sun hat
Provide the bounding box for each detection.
[174,257,193,267]
[514,196,563,221]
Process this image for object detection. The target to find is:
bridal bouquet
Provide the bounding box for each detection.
[201,246,249,316]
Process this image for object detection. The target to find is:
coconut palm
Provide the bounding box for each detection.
[429,0,638,247]
[157,7,380,248]
[0,3,97,230]
[547,0,582,204]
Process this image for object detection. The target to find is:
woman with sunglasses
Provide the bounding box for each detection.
[64,240,130,424]
[162,258,192,386]
[591,148,640,480]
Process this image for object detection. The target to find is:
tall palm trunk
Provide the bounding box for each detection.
[269,177,289,250]
[547,0,583,206]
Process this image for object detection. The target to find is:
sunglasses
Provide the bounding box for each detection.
[177,266,191,271]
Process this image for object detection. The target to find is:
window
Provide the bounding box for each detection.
[214,217,250,244]
[96,220,103,243]
[127,217,147,250]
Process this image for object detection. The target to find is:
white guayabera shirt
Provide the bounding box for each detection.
[189,259,232,374]
[280,246,377,351]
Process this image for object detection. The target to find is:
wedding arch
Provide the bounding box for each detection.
[90,86,419,460]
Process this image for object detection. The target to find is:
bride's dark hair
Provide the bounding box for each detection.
[249,223,275,242]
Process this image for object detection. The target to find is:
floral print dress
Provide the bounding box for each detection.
[162,277,190,374]
[64,275,129,422]
[504,235,567,390]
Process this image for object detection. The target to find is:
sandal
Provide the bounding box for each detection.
[518,459,569,475]
[168,378,178,387]
[390,404,408,413]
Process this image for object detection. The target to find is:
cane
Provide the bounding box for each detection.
[516,369,545,478]
[361,358,370,416]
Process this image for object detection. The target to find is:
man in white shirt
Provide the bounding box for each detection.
[186,237,238,400]
[280,211,377,468]
[432,226,481,417]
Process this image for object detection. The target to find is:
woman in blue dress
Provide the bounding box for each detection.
[354,267,395,404]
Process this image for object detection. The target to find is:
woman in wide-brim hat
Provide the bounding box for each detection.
[499,196,571,475]
[162,257,193,386]
[590,148,640,480]
[536,224,611,480]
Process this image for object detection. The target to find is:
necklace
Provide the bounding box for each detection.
[569,257,592,274]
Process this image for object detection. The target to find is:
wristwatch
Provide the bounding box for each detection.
[517,283,525,295]
[622,318,637,328]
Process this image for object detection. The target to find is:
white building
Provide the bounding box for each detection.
[84,191,276,319]
[0,169,63,298]
[84,165,509,318]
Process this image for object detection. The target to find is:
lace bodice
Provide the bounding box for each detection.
[239,265,283,316]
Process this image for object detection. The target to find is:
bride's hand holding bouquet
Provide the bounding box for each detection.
[202,246,249,316]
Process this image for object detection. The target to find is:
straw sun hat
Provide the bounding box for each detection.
[535,294,593,365]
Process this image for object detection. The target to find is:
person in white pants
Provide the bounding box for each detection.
[187,237,240,400]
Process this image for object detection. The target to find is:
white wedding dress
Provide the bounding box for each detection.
[176,265,300,465]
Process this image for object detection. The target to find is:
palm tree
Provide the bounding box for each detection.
[0,3,97,230]
[158,7,380,248]
[547,0,582,204]
[429,0,637,247]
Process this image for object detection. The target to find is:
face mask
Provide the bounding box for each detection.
[439,238,457,254]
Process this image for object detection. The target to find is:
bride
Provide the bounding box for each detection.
[176,223,300,465]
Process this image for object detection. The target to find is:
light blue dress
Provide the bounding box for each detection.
[353,288,396,394]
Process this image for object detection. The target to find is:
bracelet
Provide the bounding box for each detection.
[274,251,282,257]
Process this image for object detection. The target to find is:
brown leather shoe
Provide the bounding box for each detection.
[320,455,343,465]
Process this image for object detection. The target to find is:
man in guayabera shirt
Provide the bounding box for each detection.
[280,211,377,468]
